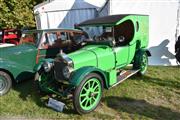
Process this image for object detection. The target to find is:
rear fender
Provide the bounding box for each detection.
[136,49,151,56]
[145,50,151,56]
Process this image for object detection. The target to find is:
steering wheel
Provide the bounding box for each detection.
[118,36,125,43]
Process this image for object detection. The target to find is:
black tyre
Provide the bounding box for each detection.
[73,73,103,114]
[0,71,12,96]
[133,52,148,75]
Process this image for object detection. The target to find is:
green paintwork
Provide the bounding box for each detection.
[108,69,117,86]
[68,15,149,87]
[68,45,116,71]
[0,44,38,81]
[0,28,83,82]
[37,14,150,94]
[79,78,102,111]
[70,66,108,88]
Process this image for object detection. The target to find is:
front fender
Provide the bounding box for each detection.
[33,58,54,72]
[69,66,108,88]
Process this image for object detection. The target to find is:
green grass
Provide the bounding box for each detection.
[0,66,180,120]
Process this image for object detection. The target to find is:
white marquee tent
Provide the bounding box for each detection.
[34,0,180,66]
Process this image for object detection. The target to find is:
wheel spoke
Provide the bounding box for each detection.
[93,91,99,95]
[93,84,98,90]
[0,79,6,91]
[85,99,90,107]
[91,80,95,88]
[89,98,93,105]
[82,86,88,92]
[81,97,88,104]
[80,93,87,97]
[92,96,96,101]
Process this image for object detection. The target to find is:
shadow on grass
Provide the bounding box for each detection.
[12,79,33,101]
[103,96,180,120]
[13,79,77,114]
[131,75,180,90]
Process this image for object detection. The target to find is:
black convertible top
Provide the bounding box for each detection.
[78,14,127,26]
[78,14,147,26]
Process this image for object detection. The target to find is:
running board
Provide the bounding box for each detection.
[111,69,139,87]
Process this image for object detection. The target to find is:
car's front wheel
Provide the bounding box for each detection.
[73,73,103,114]
[34,70,52,94]
[0,71,12,96]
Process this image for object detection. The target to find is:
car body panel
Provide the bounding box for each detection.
[68,45,116,71]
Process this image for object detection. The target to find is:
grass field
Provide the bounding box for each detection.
[0,66,180,120]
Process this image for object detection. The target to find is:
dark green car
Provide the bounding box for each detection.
[0,28,88,96]
[35,14,151,114]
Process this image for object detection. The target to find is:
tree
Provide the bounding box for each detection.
[0,0,44,29]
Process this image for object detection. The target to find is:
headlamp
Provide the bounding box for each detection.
[43,62,53,72]
[62,66,73,79]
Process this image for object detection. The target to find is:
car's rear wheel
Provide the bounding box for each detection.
[73,73,103,114]
[139,53,148,75]
[133,52,148,75]
[0,71,12,96]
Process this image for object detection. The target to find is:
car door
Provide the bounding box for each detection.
[114,45,129,68]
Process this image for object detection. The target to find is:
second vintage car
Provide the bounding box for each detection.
[0,28,88,96]
[35,14,151,114]
[0,29,21,45]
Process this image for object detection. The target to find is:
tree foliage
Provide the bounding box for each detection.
[0,0,43,29]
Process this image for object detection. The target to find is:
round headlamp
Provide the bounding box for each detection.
[43,62,53,72]
[62,66,73,79]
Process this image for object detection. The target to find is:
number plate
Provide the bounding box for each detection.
[47,98,65,112]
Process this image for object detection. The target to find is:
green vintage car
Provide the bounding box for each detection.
[0,28,88,96]
[35,14,151,114]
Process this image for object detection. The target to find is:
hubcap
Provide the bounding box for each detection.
[79,78,101,111]
[0,76,7,92]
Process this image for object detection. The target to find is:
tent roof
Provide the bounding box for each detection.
[34,0,106,13]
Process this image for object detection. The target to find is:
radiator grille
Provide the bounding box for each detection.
[54,58,66,81]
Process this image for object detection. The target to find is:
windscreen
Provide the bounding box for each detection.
[19,31,41,46]
[80,26,114,41]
